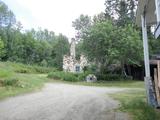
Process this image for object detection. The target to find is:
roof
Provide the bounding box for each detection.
[136,0,157,26]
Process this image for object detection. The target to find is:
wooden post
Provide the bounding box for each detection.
[157,61,160,88]
[154,68,160,105]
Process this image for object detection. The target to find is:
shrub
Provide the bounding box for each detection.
[63,73,78,82]
[48,71,87,82]
[96,74,132,81]
[48,72,63,80]
[2,78,20,87]
[15,68,31,73]
[32,66,56,73]
[77,72,88,81]
[40,59,48,67]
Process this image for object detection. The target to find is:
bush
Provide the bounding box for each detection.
[77,72,89,81]
[40,59,48,67]
[15,68,31,73]
[32,66,56,73]
[96,74,132,81]
[48,71,87,82]
[2,78,20,87]
[63,73,78,82]
[48,72,63,80]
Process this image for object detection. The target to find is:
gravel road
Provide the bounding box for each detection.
[0,83,130,120]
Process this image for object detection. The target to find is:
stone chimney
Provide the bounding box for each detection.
[70,38,76,59]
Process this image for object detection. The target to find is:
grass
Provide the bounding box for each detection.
[110,90,160,120]
[1,61,159,120]
[0,73,48,99]
[48,79,145,88]
[0,61,145,100]
[0,61,54,100]
[0,61,57,74]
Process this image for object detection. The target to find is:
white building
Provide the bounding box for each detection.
[136,0,160,106]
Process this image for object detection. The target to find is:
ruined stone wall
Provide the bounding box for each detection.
[63,38,88,73]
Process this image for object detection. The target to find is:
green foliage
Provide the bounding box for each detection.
[72,14,92,40]
[48,71,87,82]
[40,59,48,67]
[0,62,56,74]
[111,91,160,120]
[81,21,142,74]
[52,34,70,69]
[0,38,5,58]
[10,62,56,74]
[0,62,52,99]
[1,78,20,87]
[96,74,131,81]
[104,0,137,26]
[0,69,13,78]
[0,1,70,69]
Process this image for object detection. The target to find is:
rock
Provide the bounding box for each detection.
[86,74,97,82]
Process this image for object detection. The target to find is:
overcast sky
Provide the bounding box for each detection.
[2,0,105,39]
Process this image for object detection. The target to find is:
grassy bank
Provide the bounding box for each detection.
[0,62,54,99]
[110,90,160,120]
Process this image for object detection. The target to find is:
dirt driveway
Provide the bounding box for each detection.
[0,83,130,120]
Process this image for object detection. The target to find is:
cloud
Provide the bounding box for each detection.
[2,0,105,38]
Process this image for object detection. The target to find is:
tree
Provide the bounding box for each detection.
[104,0,138,26]
[82,20,143,74]
[72,14,92,40]
[0,0,16,60]
[93,12,106,24]
[0,38,5,59]
[53,34,70,69]
[114,25,143,74]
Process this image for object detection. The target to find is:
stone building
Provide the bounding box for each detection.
[63,38,88,73]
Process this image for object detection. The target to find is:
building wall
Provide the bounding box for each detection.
[63,38,88,73]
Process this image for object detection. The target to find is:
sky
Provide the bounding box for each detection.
[2,0,105,39]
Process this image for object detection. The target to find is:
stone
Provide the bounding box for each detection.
[86,74,97,82]
[63,38,88,73]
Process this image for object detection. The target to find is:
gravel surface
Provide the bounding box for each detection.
[0,83,130,120]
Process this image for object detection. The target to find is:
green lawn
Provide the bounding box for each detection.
[110,90,160,120]
[70,80,144,88]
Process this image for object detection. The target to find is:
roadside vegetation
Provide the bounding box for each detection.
[48,72,144,88]
[48,71,87,82]
[0,62,55,99]
[111,90,160,120]
[0,61,145,100]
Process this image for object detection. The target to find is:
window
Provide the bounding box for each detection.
[75,66,80,72]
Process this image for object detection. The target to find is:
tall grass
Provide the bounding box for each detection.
[111,91,160,120]
[0,61,57,74]
[0,69,13,78]
[0,61,54,99]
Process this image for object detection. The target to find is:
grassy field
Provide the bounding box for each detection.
[0,62,55,99]
[110,90,160,120]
